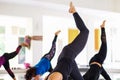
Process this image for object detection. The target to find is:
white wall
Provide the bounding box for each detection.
[0,2,68,65]
[114,0,120,12]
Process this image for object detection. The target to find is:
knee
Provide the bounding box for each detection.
[47,72,63,80]
[82,29,89,37]
[3,53,8,57]
[86,29,89,35]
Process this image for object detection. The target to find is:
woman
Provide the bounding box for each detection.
[46,2,89,80]
[83,20,111,80]
[24,30,61,80]
[0,38,30,80]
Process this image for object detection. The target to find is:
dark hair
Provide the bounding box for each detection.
[24,67,36,80]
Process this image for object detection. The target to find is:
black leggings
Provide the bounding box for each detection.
[52,12,89,80]
[3,45,22,79]
[42,35,58,72]
[43,35,57,61]
[83,28,111,80]
[89,28,107,65]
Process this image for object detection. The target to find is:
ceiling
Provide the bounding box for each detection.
[0,0,120,13]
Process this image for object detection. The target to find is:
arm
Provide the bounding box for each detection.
[101,67,111,80]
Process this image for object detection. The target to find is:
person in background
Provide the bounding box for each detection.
[0,36,31,80]
[46,2,89,80]
[24,30,61,80]
[83,20,111,80]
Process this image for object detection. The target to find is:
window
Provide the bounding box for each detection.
[0,15,32,69]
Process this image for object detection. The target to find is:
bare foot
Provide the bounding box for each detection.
[69,2,76,13]
[23,35,31,49]
[55,30,61,35]
[20,42,29,47]
[100,20,106,28]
